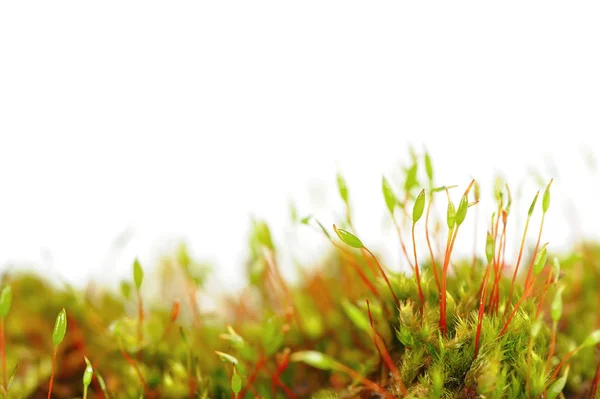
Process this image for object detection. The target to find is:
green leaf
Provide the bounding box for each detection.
[381,176,398,215]
[53,308,67,347]
[404,162,419,193]
[96,371,109,397]
[231,368,242,395]
[340,299,370,333]
[133,258,144,290]
[542,179,553,213]
[412,189,426,223]
[83,356,93,387]
[337,171,349,205]
[431,185,457,193]
[505,184,512,215]
[551,285,564,322]
[581,329,600,348]
[424,152,434,184]
[552,257,561,283]
[262,317,285,356]
[120,281,132,299]
[0,285,12,319]
[533,243,549,275]
[446,191,456,229]
[290,351,336,371]
[215,351,239,365]
[333,226,363,249]
[546,365,570,399]
[455,194,469,226]
[254,220,275,251]
[473,180,481,202]
[528,191,540,217]
[485,231,495,264]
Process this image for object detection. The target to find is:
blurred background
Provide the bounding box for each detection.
[1,2,599,300]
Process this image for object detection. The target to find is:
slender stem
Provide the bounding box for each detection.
[136,288,144,361]
[550,347,579,380]
[499,278,534,337]
[440,227,459,336]
[47,347,57,399]
[412,223,425,315]
[505,213,533,320]
[239,355,266,399]
[546,321,557,373]
[332,241,381,299]
[535,268,553,319]
[392,216,415,272]
[425,195,441,295]
[366,300,408,395]
[524,212,546,289]
[333,362,392,398]
[590,360,600,399]
[83,385,88,399]
[363,247,400,308]
[474,258,492,359]
[472,210,479,271]
[119,344,152,397]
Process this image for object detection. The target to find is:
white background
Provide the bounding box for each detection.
[1,2,599,297]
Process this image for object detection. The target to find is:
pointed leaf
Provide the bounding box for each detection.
[290,351,335,371]
[215,351,239,365]
[533,243,549,275]
[528,191,540,217]
[404,162,419,193]
[455,194,469,226]
[53,308,67,347]
[0,285,12,319]
[133,258,144,290]
[546,365,570,399]
[552,257,561,283]
[551,285,564,322]
[542,179,553,213]
[231,368,242,395]
[262,317,285,356]
[581,329,600,348]
[446,191,456,229]
[340,299,370,333]
[333,225,363,249]
[83,356,93,387]
[381,176,398,215]
[412,190,426,223]
[337,171,349,205]
[424,152,434,184]
[485,231,495,264]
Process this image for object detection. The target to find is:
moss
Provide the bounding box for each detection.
[0,151,599,398]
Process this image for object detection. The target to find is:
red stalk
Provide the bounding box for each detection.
[474,257,493,359]
[47,347,58,399]
[363,247,400,308]
[367,300,408,396]
[505,193,536,320]
[425,195,441,295]
[411,223,425,315]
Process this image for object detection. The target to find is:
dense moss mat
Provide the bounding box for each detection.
[1,156,599,398]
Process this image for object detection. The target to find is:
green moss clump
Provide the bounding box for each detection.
[0,151,599,398]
